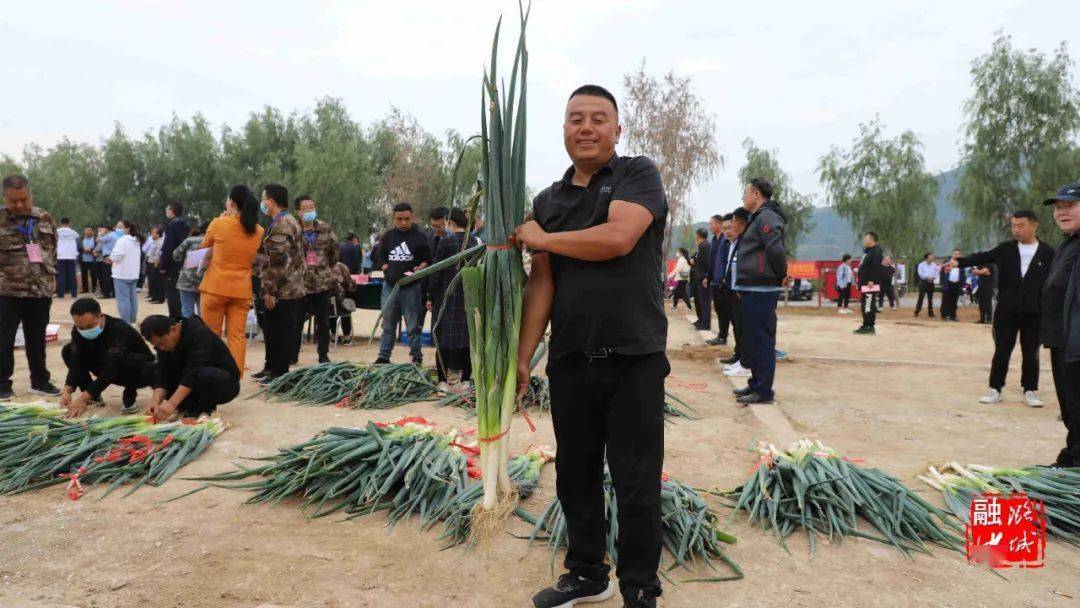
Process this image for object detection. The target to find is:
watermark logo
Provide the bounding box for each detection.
[966,493,1046,568]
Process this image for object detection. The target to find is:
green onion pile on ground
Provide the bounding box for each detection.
[921,463,1080,547]
[190,416,552,546]
[0,402,223,499]
[720,439,963,557]
[257,362,440,409]
[518,468,742,583]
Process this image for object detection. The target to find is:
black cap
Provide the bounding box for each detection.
[1043,182,1080,205]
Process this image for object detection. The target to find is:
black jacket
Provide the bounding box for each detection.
[161,217,190,276]
[858,244,884,285]
[153,315,239,391]
[64,315,153,395]
[958,240,1055,314]
[1043,234,1080,350]
[691,240,711,281]
[338,242,363,275]
[373,226,431,286]
[736,201,788,287]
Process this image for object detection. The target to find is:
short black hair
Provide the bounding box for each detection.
[721,213,733,221]
[709,214,723,223]
[70,297,101,317]
[263,184,289,209]
[748,177,773,200]
[864,231,879,242]
[695,228,708,239]
[294,195,314,209]
[140,315,177,340]
[448,207,468,227]
[923,252,933,260]
[167,202,184,217]
[60,217,70,225]
[569,84,619,115]
[431,206,449,220]
[2,174,29,190]
[392,202,413,214]
[346,232,358,242]
[732,208,751,223]
[841,254,852,262]
[1012,209,1038,222]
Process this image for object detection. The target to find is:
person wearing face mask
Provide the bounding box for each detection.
[139,314,240,420]
[252,184,305,384]
[59,297,154,417]
[200,185,265,377]
[295,195,339,365]
[0,174,61,400]
[106,219,145,325]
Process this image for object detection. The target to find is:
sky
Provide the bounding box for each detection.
[2,0,1079,221]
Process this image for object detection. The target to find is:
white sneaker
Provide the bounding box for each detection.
[978,388,1002,404]
[1023,391,1044,408]
[437,382,450,393]
[724,362,751,377]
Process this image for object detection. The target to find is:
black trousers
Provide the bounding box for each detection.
[80,261,97,294]
[264,298,303,376]
[989,310,1041,391]
[0,296,52,390]
[730,291,743,362]
[98,261,114,297]
[877,283,896,308]
[836,284,851,308]
[915,280,935,316]
[548,352,667,599]
[55,260,78,298]
[328,295,353,338]
[147,265,166,302]
[61,344,151,403]
[1050,348,1080,466]
[300,290,332,360]
[436,347,472,383]
[692,280,711,329]
[150,364,240,417]
[164,271,182,318]
[978,290,994,323]
[711,285,731,341]
[861,291,878,328]
[941,284,961,320]
[671,280,691,310]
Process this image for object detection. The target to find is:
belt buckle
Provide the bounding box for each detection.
[583,348,611,362]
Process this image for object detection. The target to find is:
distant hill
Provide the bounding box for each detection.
[798,168,962,260]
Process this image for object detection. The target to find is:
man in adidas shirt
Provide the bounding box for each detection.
[944,209,1055,407]
[374,202,430,365]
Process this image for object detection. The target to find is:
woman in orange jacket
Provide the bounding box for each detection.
[199,185,265,377]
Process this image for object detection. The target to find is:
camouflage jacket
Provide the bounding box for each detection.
[0,206,57,298]
[258,212,305,301]
[299,219,339,295]
[331,262,356,298]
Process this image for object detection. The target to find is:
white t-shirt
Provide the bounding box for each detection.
[1018,241,1038,278]
[56,226,79,260]
[109,235,143,280]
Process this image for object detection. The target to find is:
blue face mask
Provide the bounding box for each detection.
[260,201,270,215]
[302,211,317,223]
[78,322,104,340]
[115,229,125,238]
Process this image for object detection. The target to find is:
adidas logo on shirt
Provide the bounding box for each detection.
[387,242,414,262]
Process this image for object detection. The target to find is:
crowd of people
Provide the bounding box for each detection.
[3,80,1080,608]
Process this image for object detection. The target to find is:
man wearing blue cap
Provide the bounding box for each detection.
[1042,183,1080,466]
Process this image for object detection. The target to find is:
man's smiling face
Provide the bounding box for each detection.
[564,94,621,167]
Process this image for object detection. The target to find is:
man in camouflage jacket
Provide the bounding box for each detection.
[256,184,305,383]
[296,196,339,364]
[0,175,61,399]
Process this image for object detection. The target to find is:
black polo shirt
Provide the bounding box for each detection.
[532,154,668,358]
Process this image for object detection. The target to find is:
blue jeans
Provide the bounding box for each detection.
[379,282,423,361]
[179,290,201,318]
[114,279,138,325]
[738,290,780,399]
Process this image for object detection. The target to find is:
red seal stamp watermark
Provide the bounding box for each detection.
[966,493,1046,568]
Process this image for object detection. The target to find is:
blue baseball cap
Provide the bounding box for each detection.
[1043,182,1080,205]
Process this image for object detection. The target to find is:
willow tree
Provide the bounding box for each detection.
[622,63,721,249]
[953,33,1080,248]
[817,118,939,261]
[738,138,815,258]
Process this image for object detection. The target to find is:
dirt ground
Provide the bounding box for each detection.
[1,296,1078,608]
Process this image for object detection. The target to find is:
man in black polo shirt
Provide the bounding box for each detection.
[515,84,668,608]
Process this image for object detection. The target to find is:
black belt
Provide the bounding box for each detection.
[582,348,612,362]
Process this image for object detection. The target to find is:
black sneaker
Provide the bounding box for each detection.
[318,356,331,364]
[732,386,753,397]
[532,574,614,608]
[720,355,739,365]
[373,357,391,365]
[30,382,61,397]
[705,337,727,346]
[736,392,774,405]
[250,370,269,380]
[411,357,423,366]
[121,401,141,415]
[0,386,14,400]
[853,326,875,335]
[623,591,659,608]
[256,375,280,388]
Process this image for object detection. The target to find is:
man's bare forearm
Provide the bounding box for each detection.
[540,223,635,261]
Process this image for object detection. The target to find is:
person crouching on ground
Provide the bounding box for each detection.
[60,297,154,417]
[139,314,240,420]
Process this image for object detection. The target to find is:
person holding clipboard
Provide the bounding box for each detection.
[854,231,884,335]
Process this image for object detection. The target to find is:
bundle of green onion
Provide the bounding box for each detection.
[435,375,548,413]
[258,362,439,409]
[921,463,1080,547]
[519,469,742,583]
[721,440,963,557]
[0,403,223,499]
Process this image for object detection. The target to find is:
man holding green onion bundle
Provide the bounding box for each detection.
[515,84,668,608]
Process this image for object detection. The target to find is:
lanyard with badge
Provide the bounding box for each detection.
[303,229,318,266]
[17,217,43,263]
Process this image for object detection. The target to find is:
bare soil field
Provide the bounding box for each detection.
[1,297,1077,607]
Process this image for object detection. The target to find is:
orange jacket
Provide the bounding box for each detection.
[199,215,264,300]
